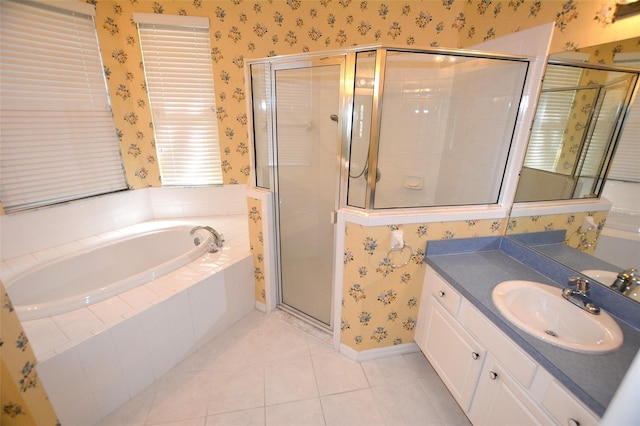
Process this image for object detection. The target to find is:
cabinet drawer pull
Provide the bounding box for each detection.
[489,371,498,380]
[471,352,480,360]
[438,291,446,297]
[567,419,580,426]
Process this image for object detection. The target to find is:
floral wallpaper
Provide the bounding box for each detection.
[83,0,637,353]
[247,197,267,305]
[341,218,507,350]
[91,0,637,189]
[0,282,59,425]
[506,210,609,255]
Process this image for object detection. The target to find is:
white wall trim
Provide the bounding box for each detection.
[339,342,420,362]
[255,301,266,313]
[510,198,612,217]
[340,205,510,227]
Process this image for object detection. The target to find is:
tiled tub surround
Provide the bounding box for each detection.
[424,236,640,418]
[0,186,253,425]
[8,216,253,425]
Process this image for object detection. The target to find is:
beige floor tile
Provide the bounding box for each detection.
[146,370,212,425]
[420,375,471,425]
[208,362,265,415]
[205,407,265,426]
[263,322,312,362]
[371,379,444,425]
[146,416,206,426]
[312,351,369,396]
[102,310,467,426]
[321,388,385,426]
[361,354,416,386]
[403,351,440,379]
[265,355,319,405]
[266,398,325,426]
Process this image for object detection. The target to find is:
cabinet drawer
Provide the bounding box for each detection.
[459,300,537,388]
[541,380,599,426]
[424,266,461,315]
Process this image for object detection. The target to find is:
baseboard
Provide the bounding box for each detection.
[339,341,420,362]
[255,301,266,312]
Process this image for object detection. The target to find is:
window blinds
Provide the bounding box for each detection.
[608,96,640,182]
[0,0,126,213]
[609,56,640,183]
[523,65,583,172]
[136,14,223,186]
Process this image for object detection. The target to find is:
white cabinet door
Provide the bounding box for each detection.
[419,295,485,412]
[469,353,552,426]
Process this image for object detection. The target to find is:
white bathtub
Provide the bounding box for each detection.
[6,224,214,320]
[4,216,254,425]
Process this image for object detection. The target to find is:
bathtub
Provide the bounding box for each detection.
[3,216,255,425]
[6,224,215,320]
[595,209,640,270]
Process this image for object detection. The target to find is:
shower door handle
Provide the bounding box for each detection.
[330,211,338,224]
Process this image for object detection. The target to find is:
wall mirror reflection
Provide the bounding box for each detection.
[509,37,640,305]
[515,60,639,203]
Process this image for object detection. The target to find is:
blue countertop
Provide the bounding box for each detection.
[424,236,640,417]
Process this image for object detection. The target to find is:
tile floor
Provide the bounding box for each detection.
[98,310,470,426]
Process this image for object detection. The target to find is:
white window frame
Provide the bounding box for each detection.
[134,13,223,186]
[0,0,127,213]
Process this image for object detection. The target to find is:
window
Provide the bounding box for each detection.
[608,95,640,182]
[0,0,127,213]
[135,13,223,186]
[523,65,583,172]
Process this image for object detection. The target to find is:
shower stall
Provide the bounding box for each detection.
[246,46,529,329]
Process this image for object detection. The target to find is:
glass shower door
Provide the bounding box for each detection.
[274,60,343,326]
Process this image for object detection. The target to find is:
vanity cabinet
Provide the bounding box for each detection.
[417,293,485,411]
[469,352,550,424]
[416,265,600,426]
[414,266,485,411]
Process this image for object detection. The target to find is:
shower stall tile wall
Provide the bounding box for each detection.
[0,185,247,263]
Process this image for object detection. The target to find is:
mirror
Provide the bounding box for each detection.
[514,61,639,202]
[509,37,640,304]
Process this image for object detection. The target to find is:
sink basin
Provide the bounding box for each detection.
[581,269,618,286]
[492,280,623,354]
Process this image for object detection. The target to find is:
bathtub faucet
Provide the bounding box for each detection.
[190,226,225,253]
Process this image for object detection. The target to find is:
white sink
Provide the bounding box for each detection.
[492,280,623,354]
[581,269,618,286]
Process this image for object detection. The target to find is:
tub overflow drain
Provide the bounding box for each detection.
[545,330,558,337]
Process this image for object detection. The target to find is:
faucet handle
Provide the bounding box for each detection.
[568,276,590,294]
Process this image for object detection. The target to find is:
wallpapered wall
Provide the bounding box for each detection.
[1,282,59,425]
[247,197,267,306]
[92,0,638,188]
[340,210,608,351]
[1,1,637,417]
[90,0,637,352]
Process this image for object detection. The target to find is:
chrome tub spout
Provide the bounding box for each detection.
[190,226,225,253]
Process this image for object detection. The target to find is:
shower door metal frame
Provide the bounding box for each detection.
[268,54,354,330]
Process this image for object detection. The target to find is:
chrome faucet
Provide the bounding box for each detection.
[562,277,601,315]
[610,268,638,295]
[190,226,224,253]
